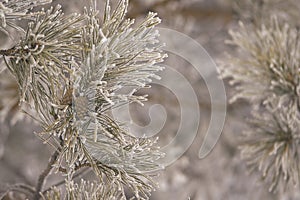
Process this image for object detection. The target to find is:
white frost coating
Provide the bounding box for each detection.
[99,28,107,42]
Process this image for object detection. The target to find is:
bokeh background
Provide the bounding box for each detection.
[1,0,299,199]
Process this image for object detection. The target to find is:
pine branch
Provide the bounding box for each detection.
[1,0,166,199]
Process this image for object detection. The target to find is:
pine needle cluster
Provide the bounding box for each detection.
[220,9,300,192]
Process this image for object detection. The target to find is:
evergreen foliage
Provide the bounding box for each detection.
[0,0,166,199]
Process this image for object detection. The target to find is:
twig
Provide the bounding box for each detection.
[0,47,17,56]
[33,150,59,200]
[59,163,91,173]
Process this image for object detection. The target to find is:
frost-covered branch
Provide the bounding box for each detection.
[0,0,166,199]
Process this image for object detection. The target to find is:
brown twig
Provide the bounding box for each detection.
[33,150,59,200]
[0,47,17,56]
[59,163,91,173]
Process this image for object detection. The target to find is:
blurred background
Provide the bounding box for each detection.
[1,0,299,199]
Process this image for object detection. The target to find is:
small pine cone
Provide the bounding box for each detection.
[60,88,73,105]
[74,96,89,120]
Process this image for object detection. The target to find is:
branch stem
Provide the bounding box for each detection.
[33,150,59,200]
[0,48,17,56]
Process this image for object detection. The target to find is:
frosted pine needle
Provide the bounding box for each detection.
[0,0,52,34]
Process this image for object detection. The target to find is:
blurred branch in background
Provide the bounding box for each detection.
[220,0,300,195]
